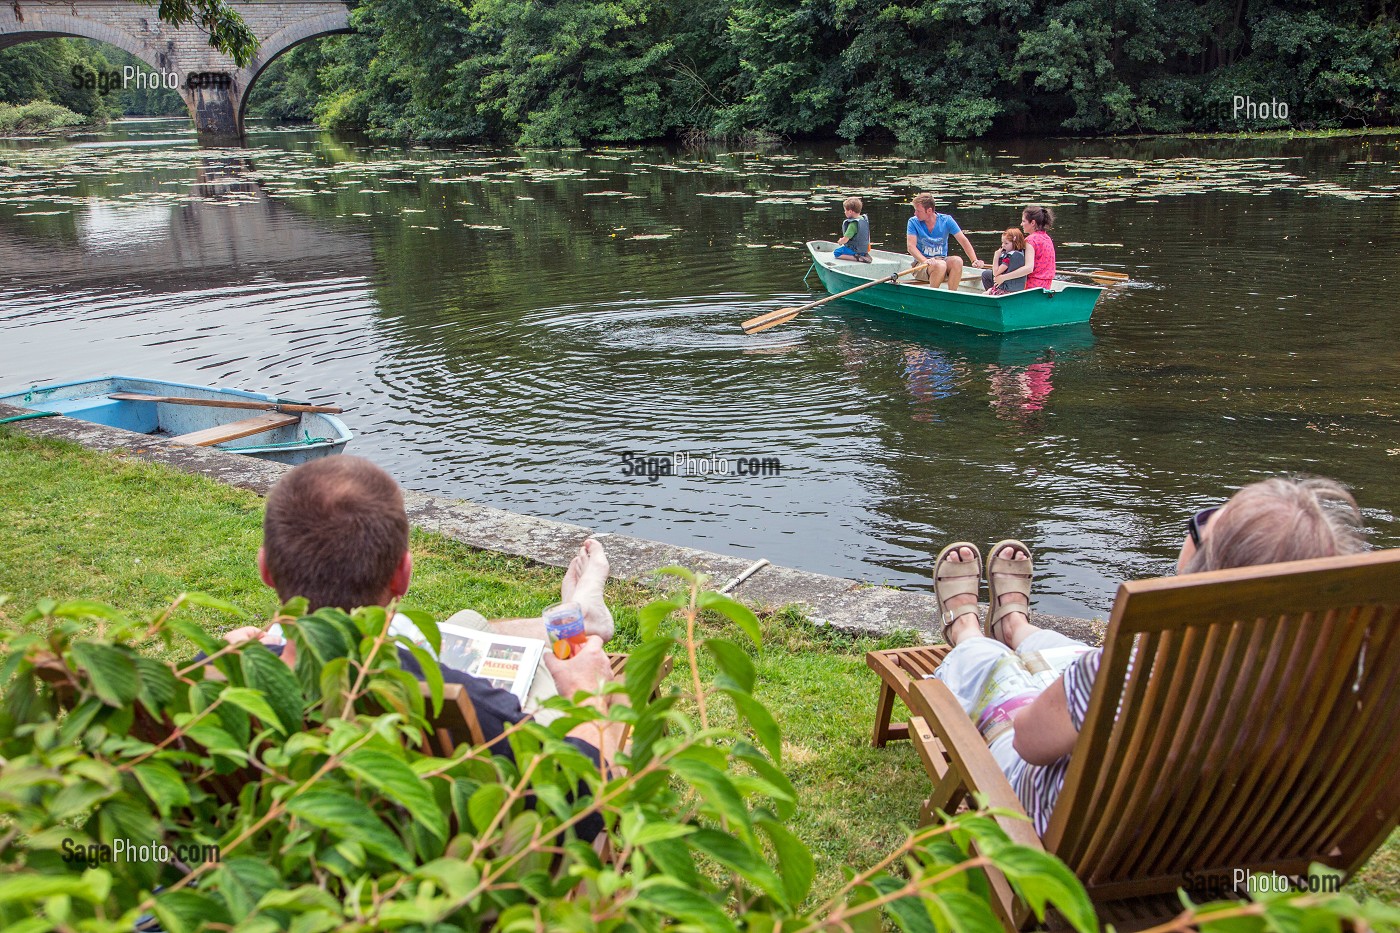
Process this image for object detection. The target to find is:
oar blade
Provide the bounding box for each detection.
[741,307,802,335]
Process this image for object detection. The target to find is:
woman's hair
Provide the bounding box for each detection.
[1022,206,1054,230]
[1183,476,1368,574]
[1002,227,1027,250]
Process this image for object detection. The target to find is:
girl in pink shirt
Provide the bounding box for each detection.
[1021,205,1056,289]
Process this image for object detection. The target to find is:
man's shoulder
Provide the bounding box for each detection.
[937,213,961,233]
[905,215,922,232]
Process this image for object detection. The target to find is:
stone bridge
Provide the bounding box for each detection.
[0,0,351,144]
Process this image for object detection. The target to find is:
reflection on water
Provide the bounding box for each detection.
[2,120,1399,617]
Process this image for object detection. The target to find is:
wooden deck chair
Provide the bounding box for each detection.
[876,550,1400,930]
[420,651,671,753]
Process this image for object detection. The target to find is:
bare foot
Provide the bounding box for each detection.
[938,545,982,646]
[561,538,614,641]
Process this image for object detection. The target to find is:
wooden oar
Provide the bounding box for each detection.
[743,266,924,334]
[1058,269,1131,284]
[109,393,343,414]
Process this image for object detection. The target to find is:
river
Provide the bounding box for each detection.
[3,118,1397,617]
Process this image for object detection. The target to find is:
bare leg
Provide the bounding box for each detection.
[925,258,948,288]
[487,540,615,642]
[944,256,964,291]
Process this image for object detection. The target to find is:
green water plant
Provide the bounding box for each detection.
[0,574,1391,932]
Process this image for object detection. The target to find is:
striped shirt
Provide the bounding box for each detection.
[1011,648,1102,835]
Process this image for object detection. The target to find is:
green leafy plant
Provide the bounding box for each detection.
[1,573,1390,931]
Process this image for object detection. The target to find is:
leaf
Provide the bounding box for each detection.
[704,638,756,692]
[239,643,305,734]
[178,592,251,619]
[928,889,1004,933]
[394,637,443,717]
[985,843,1094,933]
[211,858,280,918]
[414,858,480,900]
[688,828,788,907]
[735,744,797,817]
[623,635,674,710]
[342,749,447,842]
[670,757,752,832]
[70,642,138,707]
[153,889,233,933]
[718,680,782,761]
[635,882,738,932]
[132,761,190,818]
[286,788,412,869]
[631,821,698,846]
[168,618,228,658]
[51,600,134,627]
[638,598,684,640]
[758,817,815,907]
[134,656,178,714]
[468,783,509,834]
[0,870,110,905]
[698,592,762,648]
[219,686,283,732]
[396,608,442,655]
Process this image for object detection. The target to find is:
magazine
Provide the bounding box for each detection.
[390,618,545,704]
[268,616,546,703]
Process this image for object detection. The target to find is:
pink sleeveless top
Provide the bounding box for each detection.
[1026,230,1056,289]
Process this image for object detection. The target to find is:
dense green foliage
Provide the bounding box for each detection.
[0,577,1107,931]
[6,581,1395,931]
[243,0,1400,145]
[0,39,185,127]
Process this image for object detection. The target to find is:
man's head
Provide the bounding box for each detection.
[912,193,936,221]
[259,456,412,611]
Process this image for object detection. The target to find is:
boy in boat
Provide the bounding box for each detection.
[906,193,981,289]
[833,196,872,262]
[982,227,1027,295]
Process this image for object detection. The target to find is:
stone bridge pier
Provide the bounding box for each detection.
[0,0,351,144]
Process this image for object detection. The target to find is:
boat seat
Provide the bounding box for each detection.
[168,412,300,447]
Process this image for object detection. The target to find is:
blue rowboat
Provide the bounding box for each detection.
[806,241,1103,333]
[0,376,352,464]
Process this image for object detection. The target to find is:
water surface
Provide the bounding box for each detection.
[3,120,1397,616]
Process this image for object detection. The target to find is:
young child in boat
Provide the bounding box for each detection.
[833,196,872,263]
[982,227,1027,295]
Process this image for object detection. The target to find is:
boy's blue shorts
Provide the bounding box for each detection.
[833,245,868,259]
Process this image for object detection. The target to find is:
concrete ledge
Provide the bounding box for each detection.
[0,404,1106,646]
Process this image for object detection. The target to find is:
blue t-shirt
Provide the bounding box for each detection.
[907,213,962,259]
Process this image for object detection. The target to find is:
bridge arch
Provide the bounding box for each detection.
[0,0,351,144]
[235,13,354,130]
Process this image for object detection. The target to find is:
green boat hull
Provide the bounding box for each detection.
[807,241,1102,333]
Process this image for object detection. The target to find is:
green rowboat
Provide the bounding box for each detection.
[806,240,1103,333]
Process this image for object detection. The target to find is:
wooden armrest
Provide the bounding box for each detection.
[907,678,1044,851]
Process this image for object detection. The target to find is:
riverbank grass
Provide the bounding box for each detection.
[1,428,1395,902]
[0,102,93,136]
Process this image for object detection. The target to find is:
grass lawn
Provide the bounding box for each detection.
[1,428,1395,905]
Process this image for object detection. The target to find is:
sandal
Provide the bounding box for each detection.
[985,539,1033,645]
[933,542,982,643]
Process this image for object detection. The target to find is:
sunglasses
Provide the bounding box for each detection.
[1187,506,1221,547]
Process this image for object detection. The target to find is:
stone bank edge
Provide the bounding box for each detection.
[0,402,1104,646]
